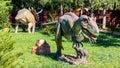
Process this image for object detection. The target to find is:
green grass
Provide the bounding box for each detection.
[8,31,120,68]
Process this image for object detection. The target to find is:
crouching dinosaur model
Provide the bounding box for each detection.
[54,12,99,59]
[15,8,41,33]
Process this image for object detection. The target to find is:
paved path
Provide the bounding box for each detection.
[100,30,120,35]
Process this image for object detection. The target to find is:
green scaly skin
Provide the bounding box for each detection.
[55,14,99,58]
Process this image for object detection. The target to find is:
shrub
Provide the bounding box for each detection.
[0,30,14,55]
[0,30,23,68]
[0,1,12,29]
[41,26,55,35]
[0,30,14,65]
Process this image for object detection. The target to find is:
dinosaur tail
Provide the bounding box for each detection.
[42,21,57,26]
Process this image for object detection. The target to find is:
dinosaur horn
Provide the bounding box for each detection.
[36,9,43,14]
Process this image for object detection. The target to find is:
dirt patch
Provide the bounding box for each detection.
[58,54,91,65]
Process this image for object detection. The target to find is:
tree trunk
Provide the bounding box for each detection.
[60,4,63,16]
[90,9,94,19]
[102,9,106,29]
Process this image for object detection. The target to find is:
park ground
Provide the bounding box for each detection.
[5,29,120,68]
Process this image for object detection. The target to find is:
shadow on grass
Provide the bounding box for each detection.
[40,32,120,48]
[39,53,78,63]
[96,32,120,47]
[39,53,59,60]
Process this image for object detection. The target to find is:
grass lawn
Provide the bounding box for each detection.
[8,30,120,68]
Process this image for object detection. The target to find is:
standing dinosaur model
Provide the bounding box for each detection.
[54,12,99,58]
[15,8,40,33]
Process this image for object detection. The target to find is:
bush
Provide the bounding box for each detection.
[0,30,23,68]
[41,26,55,35]
[0,30,14,55]
[0,1,12,29]
[0,30,14,65]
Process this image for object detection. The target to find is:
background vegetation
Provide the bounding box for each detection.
[0,1,12,29]
[11,0,120,10]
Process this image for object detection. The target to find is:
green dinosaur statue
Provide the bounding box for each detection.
[54,12,99,58]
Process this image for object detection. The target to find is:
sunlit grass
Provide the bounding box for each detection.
[9,31,120,68]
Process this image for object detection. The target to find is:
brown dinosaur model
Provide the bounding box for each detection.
[15,8,39,33]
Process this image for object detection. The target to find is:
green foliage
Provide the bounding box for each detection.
[48,13,56,22]
[0,1,12,29]
[116,5,120,10]
[0,30,13,66]
[0,31,14,56]
[11,0,120,11]
[41,26,55,35]
[0,30,23,68]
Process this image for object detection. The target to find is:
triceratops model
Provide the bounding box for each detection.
[54,12,99,58]
[15,8,40,33]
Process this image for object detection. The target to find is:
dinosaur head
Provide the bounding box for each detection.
[80,15,99,43]
[15,8,29,24]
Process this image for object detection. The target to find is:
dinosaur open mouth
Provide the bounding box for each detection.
[91,35,97,43]
[86,27,99,43]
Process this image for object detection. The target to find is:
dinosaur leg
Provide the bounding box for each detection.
[73,43,88,59]
[55,39,62,58]
[28,23,33,33]
[73,43,81,59]
[15,23,19,33]
[32,23,35,33]
[72,35,83,58]
[78,47,88,62]
[55,23,63,58]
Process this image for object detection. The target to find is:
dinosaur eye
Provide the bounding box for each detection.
[82,18,88,23]
[81,21,88,29]
[82,18,88,25]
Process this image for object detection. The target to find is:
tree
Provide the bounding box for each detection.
[102,2,107,29]
[10,0,120,29]
[0,1,12,29]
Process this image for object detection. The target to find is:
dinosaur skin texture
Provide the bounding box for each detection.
[54,12,99,58]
